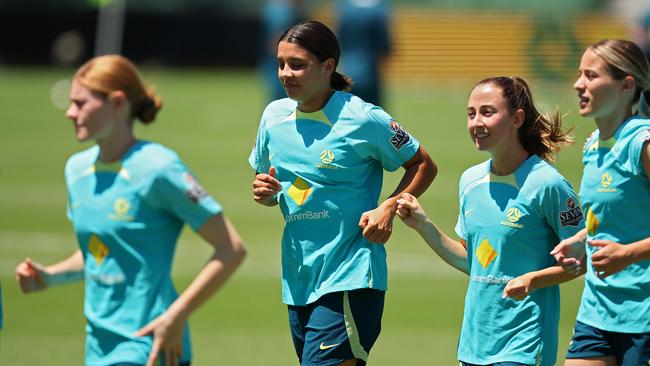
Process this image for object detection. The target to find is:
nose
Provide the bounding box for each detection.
[278,64,291,80]
[574,75,585,91]
[65,104,77,120]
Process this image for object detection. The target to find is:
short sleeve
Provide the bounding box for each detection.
[362,106,420,171]
[149,160,222,231]
[248,118,271,174]
[540,177,585,243]
[629,128,650,175]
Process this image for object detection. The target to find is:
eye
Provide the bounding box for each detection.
[482,110,494,117]
[467,110,476,119]
[290,62,304,70]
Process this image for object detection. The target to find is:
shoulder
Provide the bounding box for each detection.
[124,141,183,179]
[582,130,600,153]
[458,160,490,194]
[522,157,572,193]
[65,145,99,181]
[620,116,650,140]
[261,98,297,127]
[331,91,390,125]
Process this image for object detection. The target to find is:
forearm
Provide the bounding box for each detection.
[573,228,588,242]
[627,237,650,263]
[388,148,437,199]
[528,264,584,292]
[169,246,245,319]
[417,219,468,274]
[45,250,85,286]
[170,217,246,319]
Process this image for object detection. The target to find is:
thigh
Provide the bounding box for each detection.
[565,321,616,361]
[614,331,650,366]
[301,289,385,366]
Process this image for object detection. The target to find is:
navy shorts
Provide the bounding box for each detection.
[461,362,528,366]
[566,320,650,365]
[288,288,385,366]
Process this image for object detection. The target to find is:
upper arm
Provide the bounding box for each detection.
[196,214,243,253]
[642,139,650,179]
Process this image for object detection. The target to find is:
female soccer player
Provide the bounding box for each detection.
[15,55,246,366]
[551,39,650,366]
[396,76,585,366]
[249,20,436,366]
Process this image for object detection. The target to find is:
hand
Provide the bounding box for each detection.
[589,240,633,278]
[15,257,48,293]
[550,236,585,274]
[395,193,428,231]
[135,311,186,366]
[359,200,397,244]
[252,166,280,206]
[502,274,533,301]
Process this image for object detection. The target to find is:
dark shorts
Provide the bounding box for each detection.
[288,288,385,366]
[461,362,529,366]
[566,320,650,365]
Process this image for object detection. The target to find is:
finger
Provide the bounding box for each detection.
[164,348,172,366]
[145,343,160,366]
[588,240,608,248]
[269,166,276,178]
[134,322,156,337]
[358,215,369,229]
[400,192,415,202]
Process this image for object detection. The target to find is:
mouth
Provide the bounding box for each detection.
[474,131,489,140]
[578,95,589,108]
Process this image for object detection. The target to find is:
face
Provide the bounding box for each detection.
[467,83,522,153]
[574,49,631,119]
[65,79,114,142]
[277,41,333,107]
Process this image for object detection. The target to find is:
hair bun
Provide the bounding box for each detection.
[137,94,162,124]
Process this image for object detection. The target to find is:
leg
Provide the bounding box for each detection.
[564,357,616,366]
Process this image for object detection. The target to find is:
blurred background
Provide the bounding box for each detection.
[1,0,650,364]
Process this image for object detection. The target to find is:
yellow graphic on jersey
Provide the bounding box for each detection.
[586,208,599,236]
[320,149,334,164]
[88,234,109,264]
[476,239,497,269]
[287,177,312,206]
[601,173,613,188]
[506,207,521,223]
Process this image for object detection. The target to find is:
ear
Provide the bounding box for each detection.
[323,58,336,77]
[622,75,635,92]
[513,109,525,129]
[109,90,127,109]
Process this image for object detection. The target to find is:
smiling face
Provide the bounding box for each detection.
[574,49,633,124]
[277,41,334,111]
[467,83,523,155]
[65,79,115,142]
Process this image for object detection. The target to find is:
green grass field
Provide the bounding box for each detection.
[0,67,591,365]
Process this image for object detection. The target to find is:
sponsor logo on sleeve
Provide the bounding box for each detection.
[184,173,208,203]
[389,120,411,150]
[559,197,584,227]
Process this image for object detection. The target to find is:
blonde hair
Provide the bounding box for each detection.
[473,76,574,163]
[74,55,162,124]
[587,39,650,118]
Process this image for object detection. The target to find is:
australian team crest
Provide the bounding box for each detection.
[559,197,584,227]
[389,120,410,150]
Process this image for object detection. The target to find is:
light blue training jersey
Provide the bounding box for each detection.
[577,116,650,333]
[249,91,420,306]
[454,155,584,366]
[65,141,222,366]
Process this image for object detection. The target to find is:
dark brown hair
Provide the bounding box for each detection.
[279,20,352,91]
[473,76,574,162]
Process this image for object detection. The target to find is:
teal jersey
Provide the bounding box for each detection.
[65,141,222,366]
[249,91,420,305]
[454,156,584,366]
[577,116,650,333]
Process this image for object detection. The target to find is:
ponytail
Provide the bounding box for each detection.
[331,72,352,91]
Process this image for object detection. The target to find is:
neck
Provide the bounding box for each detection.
[97,127,137,163]
[298,89,334,113]
[595,107,632,140]
[490,143,529,176]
